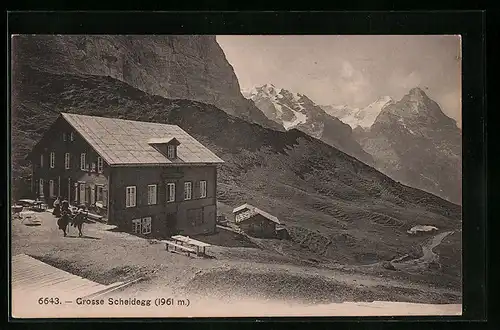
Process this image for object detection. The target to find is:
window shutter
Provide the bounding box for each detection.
[125,187,129,207]
[103,186,108,207]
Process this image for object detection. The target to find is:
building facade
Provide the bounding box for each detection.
[28,113,224,237]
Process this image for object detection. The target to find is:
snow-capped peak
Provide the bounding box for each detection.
[244,84,312,131]
[374,96,394,105]
[324,96,393,129]
[245,84,285,99]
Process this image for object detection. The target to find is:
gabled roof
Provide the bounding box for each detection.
[232,203,281,224]
[60,113,224,166]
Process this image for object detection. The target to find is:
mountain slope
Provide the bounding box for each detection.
[354,88,462,204]
[322,96,394,129]
[11,35,282,130]
[245,84,373,165]
[12,66,461,275]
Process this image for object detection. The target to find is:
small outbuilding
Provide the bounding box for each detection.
[232,203,281,238]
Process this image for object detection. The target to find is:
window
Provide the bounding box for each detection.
[200,180,207,198]
[125,186,136,208]
[50,152,55,168]
[147,184,157,205]
[132,219,142,234]
[49,180,55,197]
[70,131,75,141]
[167,145,176,159]
[167,183,176,202]
[80,153,86,170]
[40,154,44,168]
[39,179,44,197]
[142,217,152,234]
[184,182,192,200]
[97,157,103,173]
[132,217,152,235]
[63,132,67,141]
[65,153,70,169]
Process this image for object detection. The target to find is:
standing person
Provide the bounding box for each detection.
[57,198,71,237]
[52,196,61,218]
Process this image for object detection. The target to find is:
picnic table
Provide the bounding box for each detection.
[17,199,36,206]
[31,201,48,212]
[162,240,196,257]
[171,235,212,256]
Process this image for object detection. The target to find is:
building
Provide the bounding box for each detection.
[27,113,224,237]
[232,204,281,238]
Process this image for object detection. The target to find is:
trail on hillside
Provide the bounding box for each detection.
[392,231,454,271]
[421,231,454,263]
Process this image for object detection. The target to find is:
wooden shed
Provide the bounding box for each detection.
[232,204,281,238]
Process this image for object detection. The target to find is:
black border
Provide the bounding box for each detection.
[5,11,487,325]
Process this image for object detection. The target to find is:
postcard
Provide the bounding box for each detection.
[10,34,462,318]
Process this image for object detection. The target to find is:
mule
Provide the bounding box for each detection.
[57,211,71,237]
[71,212,87,237]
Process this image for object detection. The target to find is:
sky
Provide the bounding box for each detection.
[216,35,462,127]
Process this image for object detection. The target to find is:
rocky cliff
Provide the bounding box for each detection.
[11,35,281,130]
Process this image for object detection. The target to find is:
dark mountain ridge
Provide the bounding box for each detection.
[11,35,282,131]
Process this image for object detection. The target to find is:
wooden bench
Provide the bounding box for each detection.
[164,241,196,257]
[86,212,103,222]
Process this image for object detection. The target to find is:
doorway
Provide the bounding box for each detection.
[166,213,178,237]
[90,185,96,205]
[79,183,86,205]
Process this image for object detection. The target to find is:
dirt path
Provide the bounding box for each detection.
[420,231,454,263]
[392,231,454,271]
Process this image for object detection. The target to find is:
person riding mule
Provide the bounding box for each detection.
[57,205,87,237]
[57,209,71,237]
[71,208,87,238]
[61,199,70,214]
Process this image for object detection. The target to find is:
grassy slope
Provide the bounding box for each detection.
[11,67,462,275]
